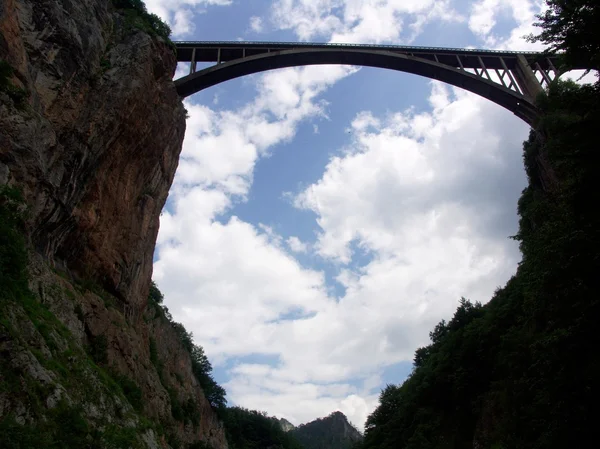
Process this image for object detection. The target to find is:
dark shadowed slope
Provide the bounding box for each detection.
[291,411,362,449]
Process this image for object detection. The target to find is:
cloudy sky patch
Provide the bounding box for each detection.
[148,0,557,429]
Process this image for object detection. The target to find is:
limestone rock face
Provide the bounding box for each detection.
[1,1,229,447]
[0,0,185,306]
[0,253,228,448]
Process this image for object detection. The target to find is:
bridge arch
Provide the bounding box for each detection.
[174,47,543,125]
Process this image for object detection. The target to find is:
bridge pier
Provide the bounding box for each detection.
[513,54,544,101]
[189,48,196,75]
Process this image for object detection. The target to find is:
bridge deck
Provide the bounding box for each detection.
[174,41,560,70]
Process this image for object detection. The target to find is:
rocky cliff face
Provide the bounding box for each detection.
[0,0,227,448]
[0,0,184,306]
[1,251,228,448]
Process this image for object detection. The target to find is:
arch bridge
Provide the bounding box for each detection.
[173,41,573,125]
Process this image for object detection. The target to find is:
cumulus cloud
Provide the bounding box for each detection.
[144,0,232,36]
[249,16,265,33]
[287,236,309,253]
[286,236,308,253]
[271,0,463,43]
[173,64,355,199]
[468,0,545,49]
[156,82,529,429]
[295,83,527,267]
[225,367,380,427]
[466,0,597,84]
[154,0,541,431]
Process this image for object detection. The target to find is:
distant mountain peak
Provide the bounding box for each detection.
[291,411,362,449]
[276,417,296,432]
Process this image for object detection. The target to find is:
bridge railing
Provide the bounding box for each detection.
[173,41,548,56]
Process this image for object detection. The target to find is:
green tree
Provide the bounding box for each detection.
[148,281,164,304]
[528,0,600,71]
[111,0,172,40]
[0,187,27,299]
[223,407,303,449]
[359,78,600,449]
[291,412,362,449]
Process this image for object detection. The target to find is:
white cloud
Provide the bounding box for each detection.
[155,211,331,360]
[468,0,545,49]
[469,0,501,37]
[144,0,232,37]
[466,0,597,84]
[173,64,355,199]
[225,367,379,428]
[271,0,463,43]
[156,81,529,430]
[287,236,309,253]
[156,60,361,368]
[154,0,544,431]
[249,16,265,33]
[172,8,196,35]
[296,83,527,268]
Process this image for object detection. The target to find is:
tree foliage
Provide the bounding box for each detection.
[111,0,172,40]
[222,407,303,449]
[0,60,28,105]
[358,2,600,447]
[148,281,163,304]
[0,186,27,300]
[291,411,362,449]
[527,0,600,71]
[147,283,227,411]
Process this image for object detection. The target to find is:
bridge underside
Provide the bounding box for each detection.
[174,43,566,126]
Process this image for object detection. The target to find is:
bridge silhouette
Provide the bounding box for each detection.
[173,41,573,125]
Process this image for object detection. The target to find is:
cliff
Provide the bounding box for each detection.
[0,0,227,447]
[0,0,183,306]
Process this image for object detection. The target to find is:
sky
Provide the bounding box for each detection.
[145,0,575,430]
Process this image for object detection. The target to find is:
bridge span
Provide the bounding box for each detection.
[173,41,572,125]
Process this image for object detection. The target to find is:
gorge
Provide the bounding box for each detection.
[2,0,599,448]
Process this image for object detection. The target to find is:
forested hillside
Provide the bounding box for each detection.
[358,2,600,448]
[221,407,303,449]
[290,412,362,449]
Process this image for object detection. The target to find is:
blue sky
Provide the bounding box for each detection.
[147,0,556,429]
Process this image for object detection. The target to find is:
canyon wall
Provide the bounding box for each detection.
[0,0,184,306]
[0,1,227,447]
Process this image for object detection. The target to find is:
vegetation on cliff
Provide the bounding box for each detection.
[358,3,600,449]
[290,411,362,449]
[0,187,27,300]
[1,0,214,447]
[0,60,27,105]
[0,186,230,449]
[0,188,153,448]
[112,0,172,40]
[147,281,227,413]
[527,0,600,71]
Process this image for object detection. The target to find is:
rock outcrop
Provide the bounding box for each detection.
[0,0,227,448]
[276,417,296,432]
[0,0,184,306]
[1,251,228,448]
